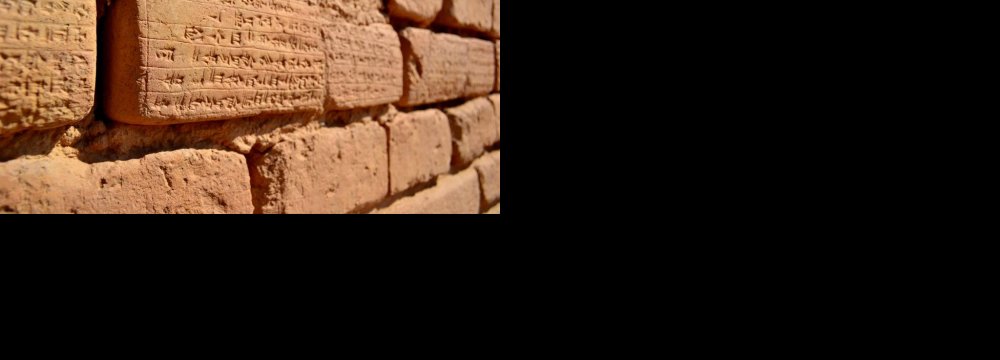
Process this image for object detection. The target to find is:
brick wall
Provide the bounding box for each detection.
[0,0,500,214]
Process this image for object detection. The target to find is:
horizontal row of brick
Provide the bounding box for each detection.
[0,95,499,214]
[1,0,500,135]
[250,94,499,213]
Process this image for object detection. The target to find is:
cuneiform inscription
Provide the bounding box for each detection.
[147,40,325,72]
[147,89,323,118]
[0,20,93,49]
[146,68,323,92]
[397,28,494,106]
[107,0,328,124]
[0,0,94,134]
[324,22,402,109]
[0,0,96,23]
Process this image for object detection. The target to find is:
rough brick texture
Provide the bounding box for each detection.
[375,168,480,214]
[104,0,328,125]
[386,109,452,195]
[437,0,493,34]
[397,28,494,106]
[249,120,388,214]
[1,2,499,214]
[388,0,443,26]
[0,149,253,213]
[0,0,96,135]
[316,0,387,25]
[472,150,500,206]
[324,23,403,110]
[446,97,499,166]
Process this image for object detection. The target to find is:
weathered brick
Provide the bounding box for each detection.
[386,109,452,195]
[467,38,494,95]
[437,0,492,34]
[472,150,500,206]
[375,168,480,214]
[0,149,253,213]
[316,0,387,25]
[324,23,403,110]
[0,0,96,135]
[249,121,388,214]
[104,0,327,125]
[446,97,499,166]
[388,0,443,26]
[397,28,495,106]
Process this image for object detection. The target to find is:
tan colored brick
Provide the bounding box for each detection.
[249,121,388,214]
[386,109,452,195]
[472,150,500,205]
[104,0,327,125]
[375,168,480,214]
[0,0,96,135]
[324,23,403,110]
[446,97,498,166]
[388,0,443,26]
[0,149,253,214]
[397,28,495,106]
[437,0,492,34]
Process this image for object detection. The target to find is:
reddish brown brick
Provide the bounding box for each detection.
[437,0,492,34]
[472,150,500,206]
[388,0,443,26]
[0,149,253,214]
[375,168,480,214]
[324,23,403,110]
[397,28,495,106]
[249,121,388,214]
[386,109,452,195]
[0,0,96,135]
[446,97,499,166]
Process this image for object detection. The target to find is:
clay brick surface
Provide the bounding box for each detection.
[249,121,388,214]
[397,28,494,106]
[104,0,327,125]
[388,0,442,26]
[0,0,96,135]
[324,23,402,110]
[0,149,253,213]
[472,150,499,205]
[437,0,492,34]
[316,0,387,25]
[386,109,452,195]
[375,168,480,214]
[446,97,498,166]
[467,38,494,96]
